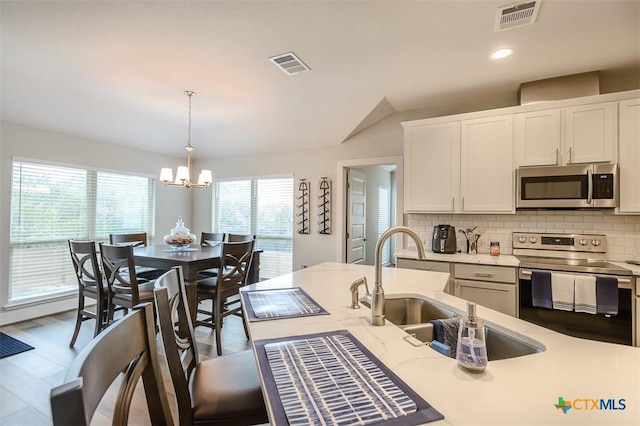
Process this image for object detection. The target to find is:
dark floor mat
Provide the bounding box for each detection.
[0,332,35,359]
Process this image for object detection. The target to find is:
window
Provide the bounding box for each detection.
[213,177,293,279]
[378,186,391,265]
[9,160,155,304]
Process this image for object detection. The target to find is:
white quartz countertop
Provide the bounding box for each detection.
[243,262,640,425]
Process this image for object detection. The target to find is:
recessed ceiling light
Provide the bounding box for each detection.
[491,48,513,60]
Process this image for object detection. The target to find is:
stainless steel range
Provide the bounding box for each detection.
[513,232,634,346]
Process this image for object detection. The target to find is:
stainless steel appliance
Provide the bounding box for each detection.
[432,225,457,254]
[514,232,634,346]
[516,163,618,209]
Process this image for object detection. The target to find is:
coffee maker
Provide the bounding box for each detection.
[432,225,457,254]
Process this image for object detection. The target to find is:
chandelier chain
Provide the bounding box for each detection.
[185,90,194,151]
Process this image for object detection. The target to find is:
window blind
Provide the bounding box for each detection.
[214,177,293,279]
[378,186,391,265]
[9,160,155,304]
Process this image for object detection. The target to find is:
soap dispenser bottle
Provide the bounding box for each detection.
[456,302,488,373]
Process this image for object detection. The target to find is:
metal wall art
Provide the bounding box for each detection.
[318,177,331,235]
[297,179,310,234]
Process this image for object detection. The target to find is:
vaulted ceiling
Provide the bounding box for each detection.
[1,1,638,158]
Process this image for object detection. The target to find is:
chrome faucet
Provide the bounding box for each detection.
[371,226,427,326]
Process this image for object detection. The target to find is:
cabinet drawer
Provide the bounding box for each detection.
[396,258,451,273]
[454,263,516,284]
[454,279,516,316]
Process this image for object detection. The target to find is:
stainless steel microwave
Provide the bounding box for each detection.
[516,163,618,209]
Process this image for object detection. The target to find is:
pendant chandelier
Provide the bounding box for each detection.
[159,90,212,189]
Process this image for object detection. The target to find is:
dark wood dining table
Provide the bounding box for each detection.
[133,245,261,323]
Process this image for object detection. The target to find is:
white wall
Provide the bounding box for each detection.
[191,113,409,270]
[190,92,521,270]
[0,121,189,324]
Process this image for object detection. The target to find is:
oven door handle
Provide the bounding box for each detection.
[519,269,631,287]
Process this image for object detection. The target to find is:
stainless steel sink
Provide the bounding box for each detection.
[362,296,544,360]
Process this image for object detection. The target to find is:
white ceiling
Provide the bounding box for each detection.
[1,1,638,159]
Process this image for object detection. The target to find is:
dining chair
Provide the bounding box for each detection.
[67,240,110,347]
[109,232,166,280]
[99,243,155,320]
[198,232,227,279]
[196,240,254,355]
[154,266,268,425]
[201,232,226,247]
[109,232,148,247]
[227,233,255,242]
[50,303,173,426]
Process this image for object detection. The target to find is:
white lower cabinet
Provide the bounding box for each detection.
[453,263,517,317]
[396,258,453,293]
[396,258,518,315]
[454,280,516,317]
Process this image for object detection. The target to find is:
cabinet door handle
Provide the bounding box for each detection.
[568,147,573,164]
[451,197,455,211]
[462,197,465,211]
[555,148,559,165]
[474,272,493,278]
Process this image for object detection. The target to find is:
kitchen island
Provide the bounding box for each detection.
[242,262,639,425]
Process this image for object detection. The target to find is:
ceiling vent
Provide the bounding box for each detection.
[495,1,541,32]
[269,52,311,75]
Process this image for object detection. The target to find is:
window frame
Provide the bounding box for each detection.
[5,157,156,308]
[212,174,294,279]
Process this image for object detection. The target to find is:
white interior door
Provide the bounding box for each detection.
[346,169,367,264]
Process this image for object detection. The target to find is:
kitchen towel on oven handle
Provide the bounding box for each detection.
[531,271,552,309]
[596,276,619,315]
[551,273,575,311]
[574,275,597,314]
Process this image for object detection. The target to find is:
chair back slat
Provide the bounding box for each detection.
[200,232,226,246]
[68,240,105,297]
[227,233,255,243]
[219,240,254,294]
[68,240,110,346]
[50,304,172,426]
[100,243,141,301]
[109,232,148,247]
[154,267,198,425]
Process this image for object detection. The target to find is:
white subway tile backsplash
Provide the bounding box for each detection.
[407,211,640,261]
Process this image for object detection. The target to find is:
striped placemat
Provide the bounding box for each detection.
[254,330,444,425]
[241,288,329,321]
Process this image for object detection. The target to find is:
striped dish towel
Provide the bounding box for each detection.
[551,273,574,311]
[574,275,597,314]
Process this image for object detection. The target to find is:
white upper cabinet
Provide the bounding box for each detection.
[403,115,513,214]
[404,122,460,212]
[618,98,640,213]
[403,90,637,214]
[514,109,562,166]
[460,115,514,212]
[514,101,617,167]
[564,102,617,164]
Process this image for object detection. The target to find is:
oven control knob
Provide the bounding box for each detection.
[579,239,588,246]
[529,237,537,244]
[518,236,527,243]
[591,239,601,246]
